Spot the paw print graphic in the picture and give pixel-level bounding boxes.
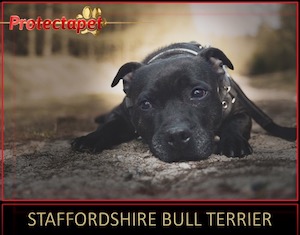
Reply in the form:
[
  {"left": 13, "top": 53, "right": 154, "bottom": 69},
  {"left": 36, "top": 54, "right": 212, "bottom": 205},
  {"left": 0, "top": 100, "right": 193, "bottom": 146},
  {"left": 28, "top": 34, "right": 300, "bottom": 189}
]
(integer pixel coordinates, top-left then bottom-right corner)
[{"left": 76, "top": 6, "right": 105, "bottom": 35}]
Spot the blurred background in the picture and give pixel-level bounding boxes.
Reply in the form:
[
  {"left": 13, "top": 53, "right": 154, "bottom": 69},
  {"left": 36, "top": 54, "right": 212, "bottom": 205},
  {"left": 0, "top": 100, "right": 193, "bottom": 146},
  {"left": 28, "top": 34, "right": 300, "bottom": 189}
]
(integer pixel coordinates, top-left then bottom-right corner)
[{"left": 2, "top": 3, "right": 297, "bottom": 143}]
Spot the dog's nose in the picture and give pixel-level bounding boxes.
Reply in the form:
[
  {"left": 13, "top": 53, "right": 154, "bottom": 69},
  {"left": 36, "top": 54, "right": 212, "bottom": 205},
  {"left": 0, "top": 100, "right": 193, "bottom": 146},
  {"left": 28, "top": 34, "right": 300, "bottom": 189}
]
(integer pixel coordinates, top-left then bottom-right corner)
[{"left": 166, "top": 127, "right": 191, "bottom": 148}]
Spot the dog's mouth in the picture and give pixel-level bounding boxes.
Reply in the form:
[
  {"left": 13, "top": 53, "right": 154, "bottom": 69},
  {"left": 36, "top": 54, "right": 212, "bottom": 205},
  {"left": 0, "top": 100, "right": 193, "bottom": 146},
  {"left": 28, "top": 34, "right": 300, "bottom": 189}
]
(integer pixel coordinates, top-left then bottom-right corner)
[{"left": 150, "top": 130, "right": 214, "bottom": 163}]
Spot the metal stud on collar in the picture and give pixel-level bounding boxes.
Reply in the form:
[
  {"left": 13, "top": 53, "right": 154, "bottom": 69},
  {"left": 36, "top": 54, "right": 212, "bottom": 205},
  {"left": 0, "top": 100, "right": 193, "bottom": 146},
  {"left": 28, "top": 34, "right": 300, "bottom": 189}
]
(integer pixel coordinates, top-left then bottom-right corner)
[
  {"left": 225, "top": 86, "right": 231, "bottom": 93},
  {"left": 222, "top": 101, "right": 228, "bottom": 109},
  {"left": 214, "top": 135, "right": 221, "bottom": 142}
]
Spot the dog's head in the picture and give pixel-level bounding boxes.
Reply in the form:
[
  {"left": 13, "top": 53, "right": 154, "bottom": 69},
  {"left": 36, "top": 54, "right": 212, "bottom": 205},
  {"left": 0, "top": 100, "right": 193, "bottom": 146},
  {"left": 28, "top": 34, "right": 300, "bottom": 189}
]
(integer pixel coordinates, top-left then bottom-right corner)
[{"left": 112, "top": 47, "right": 234, "bottom": 162}]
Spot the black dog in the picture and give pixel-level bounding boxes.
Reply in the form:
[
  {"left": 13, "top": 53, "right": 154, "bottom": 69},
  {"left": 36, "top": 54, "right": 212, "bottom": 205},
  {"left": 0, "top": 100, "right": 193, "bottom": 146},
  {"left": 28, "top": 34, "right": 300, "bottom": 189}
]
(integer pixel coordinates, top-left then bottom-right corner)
[{"left": 72, "top": 42, "right": 296, "bottom": 162}]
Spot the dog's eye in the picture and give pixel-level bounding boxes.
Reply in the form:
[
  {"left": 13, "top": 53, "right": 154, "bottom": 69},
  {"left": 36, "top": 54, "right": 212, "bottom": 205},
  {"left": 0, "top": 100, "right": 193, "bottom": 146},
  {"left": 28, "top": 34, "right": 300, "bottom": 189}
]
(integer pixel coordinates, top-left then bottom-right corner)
[
  {"left": 140, "top": 100, "right": 152, "bottom": 110},
  {"left": 191, "top": 88, "right": 208, "bottom": 100}
]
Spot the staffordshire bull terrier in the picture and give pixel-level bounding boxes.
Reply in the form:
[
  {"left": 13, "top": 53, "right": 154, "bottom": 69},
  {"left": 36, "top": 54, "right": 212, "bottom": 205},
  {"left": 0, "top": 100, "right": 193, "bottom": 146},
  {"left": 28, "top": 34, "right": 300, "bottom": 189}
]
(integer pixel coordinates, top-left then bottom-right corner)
[{"left": 72, "top": 42, "right": 296, "bottom": 162}]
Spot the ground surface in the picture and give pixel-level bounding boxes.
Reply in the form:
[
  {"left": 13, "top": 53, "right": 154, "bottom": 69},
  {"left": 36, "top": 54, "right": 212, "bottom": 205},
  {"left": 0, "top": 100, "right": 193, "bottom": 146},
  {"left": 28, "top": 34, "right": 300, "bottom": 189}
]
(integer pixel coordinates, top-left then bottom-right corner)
[
  {"left": 2, "top": 56, "right": 297, "bottom": 200},
  {"left": 3, "top": 93, "right": 297, "bottom": 200}
]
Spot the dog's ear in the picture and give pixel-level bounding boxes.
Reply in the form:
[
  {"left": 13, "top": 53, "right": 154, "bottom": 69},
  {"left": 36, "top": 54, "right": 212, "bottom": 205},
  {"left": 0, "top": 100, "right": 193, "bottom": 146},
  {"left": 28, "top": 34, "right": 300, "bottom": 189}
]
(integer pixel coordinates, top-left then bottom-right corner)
[
  {"left": 200, "top": 47, "right": 234, "bottom": 73},
  {"left": 111, "top": 62, "right": 142, "bottom": 94}
]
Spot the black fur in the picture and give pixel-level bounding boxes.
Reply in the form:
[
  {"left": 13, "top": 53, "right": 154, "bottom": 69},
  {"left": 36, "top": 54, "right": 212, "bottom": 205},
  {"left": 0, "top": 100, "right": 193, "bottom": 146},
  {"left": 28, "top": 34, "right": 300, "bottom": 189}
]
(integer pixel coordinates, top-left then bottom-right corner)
[{"left": 72, "top": 42, "right": 296, "bottom": 162}]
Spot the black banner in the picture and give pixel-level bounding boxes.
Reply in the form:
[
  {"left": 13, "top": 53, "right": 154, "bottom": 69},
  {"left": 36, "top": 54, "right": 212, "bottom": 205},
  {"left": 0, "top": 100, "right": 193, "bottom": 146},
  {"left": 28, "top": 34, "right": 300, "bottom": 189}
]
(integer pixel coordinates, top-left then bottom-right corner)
[{"left": 2, "top": 203, "right": 298, "bottom": 235}]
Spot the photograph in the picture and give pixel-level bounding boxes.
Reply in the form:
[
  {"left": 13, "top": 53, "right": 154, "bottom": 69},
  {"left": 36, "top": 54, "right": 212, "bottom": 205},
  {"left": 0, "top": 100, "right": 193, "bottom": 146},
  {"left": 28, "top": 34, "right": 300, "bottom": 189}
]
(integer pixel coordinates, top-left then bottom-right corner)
[{"left": 2, "top": 2, "right": 297, "bottom": 200}]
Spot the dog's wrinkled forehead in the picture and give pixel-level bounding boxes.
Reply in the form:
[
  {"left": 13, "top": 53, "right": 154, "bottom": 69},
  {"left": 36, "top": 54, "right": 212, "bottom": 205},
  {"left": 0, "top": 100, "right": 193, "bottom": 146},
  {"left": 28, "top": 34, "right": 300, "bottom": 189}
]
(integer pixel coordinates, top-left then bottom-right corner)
[{"left": 129, "top": 56, "right": 218, "bottom": 97}]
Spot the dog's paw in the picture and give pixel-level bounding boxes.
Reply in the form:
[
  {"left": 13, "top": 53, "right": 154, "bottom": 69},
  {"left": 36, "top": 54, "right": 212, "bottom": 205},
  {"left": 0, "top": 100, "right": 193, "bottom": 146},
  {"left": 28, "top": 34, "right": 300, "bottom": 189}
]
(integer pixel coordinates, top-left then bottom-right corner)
[
  {"left": 71, "top": 132, "right": 104, "bottom": 153},
  {"left": 214, "top": 133, "right": 253, "bottom": 158}
]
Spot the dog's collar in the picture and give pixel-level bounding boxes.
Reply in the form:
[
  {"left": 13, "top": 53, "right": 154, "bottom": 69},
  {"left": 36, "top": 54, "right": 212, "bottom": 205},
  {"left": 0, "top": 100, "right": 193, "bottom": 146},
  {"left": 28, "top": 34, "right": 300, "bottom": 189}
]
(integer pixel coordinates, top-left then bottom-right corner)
[
  {"left": 147, "top": 48, "right": 200, "bottom": 64},
  {"left": 220, "top": 66, "right": 237, "bottom": 118}
]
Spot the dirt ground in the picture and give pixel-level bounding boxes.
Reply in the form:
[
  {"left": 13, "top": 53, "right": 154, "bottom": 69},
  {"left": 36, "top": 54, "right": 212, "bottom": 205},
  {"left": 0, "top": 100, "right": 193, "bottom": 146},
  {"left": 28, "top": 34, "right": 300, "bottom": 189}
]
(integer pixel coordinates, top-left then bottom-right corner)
[{"left": 3, "top": 85, "right": 297, "bottom": 200}]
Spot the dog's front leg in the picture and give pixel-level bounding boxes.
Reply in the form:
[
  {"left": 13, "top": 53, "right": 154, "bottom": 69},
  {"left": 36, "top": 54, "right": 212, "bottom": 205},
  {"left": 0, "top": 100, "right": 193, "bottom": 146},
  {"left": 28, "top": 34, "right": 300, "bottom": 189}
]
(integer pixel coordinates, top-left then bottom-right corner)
[
  {"left": 215, "top": 112, "right": 253, "bottom": 157},
  {"left": 72, "top": 104, "right": 136, "bottom": 153}
]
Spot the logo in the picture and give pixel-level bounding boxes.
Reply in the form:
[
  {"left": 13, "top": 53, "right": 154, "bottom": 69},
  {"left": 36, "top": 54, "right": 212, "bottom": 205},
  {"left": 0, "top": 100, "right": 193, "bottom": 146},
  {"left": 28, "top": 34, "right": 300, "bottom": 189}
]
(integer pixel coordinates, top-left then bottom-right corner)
[
  {"left": 1, "top": 6, "right": 144, "bottom": 36},
  {"left": 76, "top": 6, "right": 104, "bottom": 35}
]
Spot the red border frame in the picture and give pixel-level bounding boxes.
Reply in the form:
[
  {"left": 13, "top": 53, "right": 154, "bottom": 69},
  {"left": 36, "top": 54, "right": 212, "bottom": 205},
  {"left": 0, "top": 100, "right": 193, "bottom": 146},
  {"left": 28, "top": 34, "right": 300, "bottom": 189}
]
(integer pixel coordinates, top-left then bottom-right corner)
[
  {"left": 1, "top": 2, "right": 299, "bottom": 235},
  {"left": 0, "top": 0, "right": 298, "bottom": 201},
  {"left": 1, "top": 0, "right": 4, "bottom": 202}
]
